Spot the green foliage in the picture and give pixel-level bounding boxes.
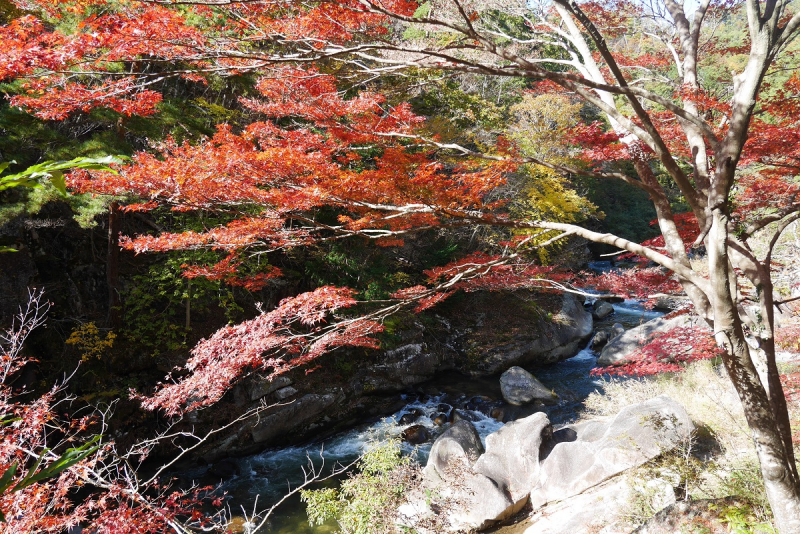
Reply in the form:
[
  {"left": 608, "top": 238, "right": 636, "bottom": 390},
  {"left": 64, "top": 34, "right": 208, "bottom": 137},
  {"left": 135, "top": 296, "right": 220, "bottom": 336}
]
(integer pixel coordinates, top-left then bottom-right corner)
[
  {"left": 302, "top": 440, "right": 416, "bottom": 534},
  {"left": 714, "top": 460, "right": 775, "bottom": 530},
  {"left": 411, "top": 81, "right": 506, "bottom": 132},
  {"left": 712, "top": 501, "right": 777, "bottom": 534},
  {"left": 402, "top": 1, "right": 431, "bottom": 39},
  {"left": 0, "top": 156, "right": 124, "bottom": 245},
  {"left": 299, "top": 242, "right": 414, "bottom": 301},
  {"left": 0, "top": 179, "right": 114, "bottom": 230},
  {"left": 0, "top": 156, "right": 124, "bottom": 195},
  {"left": 0, "top": 0, "right": 23, "bottom": 24},
  {"left": 577, "top": 173, "right": 659, "bottom": 245},
  {"left": 505, "top": 93, "right": 599, "bottom": 261},
  {"left": 121, "top": 251, "right": 245, "bottom": 357}
]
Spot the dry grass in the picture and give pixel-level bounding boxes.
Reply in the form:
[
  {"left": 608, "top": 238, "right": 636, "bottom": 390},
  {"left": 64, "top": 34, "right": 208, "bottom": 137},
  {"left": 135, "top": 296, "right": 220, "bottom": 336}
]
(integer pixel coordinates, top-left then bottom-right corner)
[
  {"left": 582, "top": 361, "right": 754, "bottom": 459},
  {"left": 580, "top": 358, "right": 800, "bottom": 530}
]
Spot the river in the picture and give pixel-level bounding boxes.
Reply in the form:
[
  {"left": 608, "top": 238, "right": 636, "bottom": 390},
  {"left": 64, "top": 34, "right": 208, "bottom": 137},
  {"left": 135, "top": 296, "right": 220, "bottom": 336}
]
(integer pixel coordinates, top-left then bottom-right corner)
[{"left": 207, "top": 299, "right": 662, "bottom": 533}]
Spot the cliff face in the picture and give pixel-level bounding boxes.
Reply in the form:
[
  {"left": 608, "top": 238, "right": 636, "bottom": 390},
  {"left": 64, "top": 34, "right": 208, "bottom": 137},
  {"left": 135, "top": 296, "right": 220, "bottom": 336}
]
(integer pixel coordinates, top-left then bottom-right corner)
[{"left": 0, "top": 202, "right": 109, "bottom": 326}]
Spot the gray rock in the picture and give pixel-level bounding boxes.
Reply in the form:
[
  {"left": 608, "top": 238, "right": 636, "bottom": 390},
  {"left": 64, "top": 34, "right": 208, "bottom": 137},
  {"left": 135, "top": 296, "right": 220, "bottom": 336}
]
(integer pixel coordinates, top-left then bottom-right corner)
[
  {"left": 411, "top": 414, "right": 554, "bottom": 532},
  {"left": 610, "top": 322, "right": 626, "bottom": 342},
  {"left": 530, "top": 395, "right": 694, "bottom": 508},
  {"left": 399, "top": 408, "right": 423, "bottom": 425},
  {"left": 592, "top": 300, "right": 615, "bottom": 320},
  {"left": 246, "top": 375, "right": 292, "bottom": 402},
  {"left": 522, "top": 476, "right": 632, "bottom": 534},
  {"left": 653, "top": 296, "right": 682, "bottom": 313},
  {"left": 367, "top": 343, "right": 447, "bottom": 392},
  {"left": 474, "top": 412, "right": 551, "bottom": 506},
  {"left": 398, "top": 470, "right": 517, "bottom": 533},
  {"left": 499, "top": 366, "right": 558, "bottom": 406},
  {"left": 402, "top": 424, "right": 430, "bottom": 445},
  {"left": 415, "top": 418, "right": 519, "bottom": 532},
  {"left": 448, "top": 473, "right": 515, "bottom": 531},
  {"left": 423, "top": 420, "right": 484, "bottom": 482},
  {"left": 250, "top": 393, "right": 337, "bottom": 444},
  {"left": 590, "top": 330, "right": 610, "bottom": 350},
  {"left": 273, "top": 386, "right": 298, "bottom": 400},
  {"left": 457, "top": 293, "right": 593, "bottom": 375},
  {"left": 598, "top": 314, "right": 704, "bottom": 366}
]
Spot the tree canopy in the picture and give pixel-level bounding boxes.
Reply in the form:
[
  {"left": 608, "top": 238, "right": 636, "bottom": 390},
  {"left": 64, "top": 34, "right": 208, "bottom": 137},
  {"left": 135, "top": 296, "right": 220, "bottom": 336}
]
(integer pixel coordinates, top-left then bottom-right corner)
[{"left": 4, "top": 0, "right": 800, "bottom": 531}]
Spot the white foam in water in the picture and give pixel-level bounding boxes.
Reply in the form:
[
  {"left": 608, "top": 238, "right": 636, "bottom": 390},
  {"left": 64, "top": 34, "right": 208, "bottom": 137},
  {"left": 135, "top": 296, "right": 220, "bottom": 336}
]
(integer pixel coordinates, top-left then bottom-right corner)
[
  {"left": 224, "top": 394, "right": 506, "bottom": 502},
  {"left": 612, "top": 300, "right": 662, "bottom": 320}
]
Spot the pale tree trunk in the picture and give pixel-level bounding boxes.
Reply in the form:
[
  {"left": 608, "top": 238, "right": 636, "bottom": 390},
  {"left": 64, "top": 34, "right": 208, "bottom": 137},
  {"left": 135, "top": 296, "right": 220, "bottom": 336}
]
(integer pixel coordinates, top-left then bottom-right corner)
[{"left": 707, "top": 209, "right": 800, "bottom": 532}]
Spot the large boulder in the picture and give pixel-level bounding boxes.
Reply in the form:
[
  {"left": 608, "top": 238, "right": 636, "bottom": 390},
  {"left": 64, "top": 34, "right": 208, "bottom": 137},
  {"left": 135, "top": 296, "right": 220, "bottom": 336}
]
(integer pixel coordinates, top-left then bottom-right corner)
[
  {"left": 453, "top": 292, "right": 593, "bottom": 375},
  {"left": 523, "top": 476, "right": 632, "bottom": 534},
  {"left": 590, "top": 330, "right": 610, "bottom": 350},
  {"left": 242, "top": 375, "right": 293, "bottom": 402},
  {"left": 402, "top": 425, "right": 430, "bottom": 445},
  {"left": 414, "top": 420, "right": 513, "bottom": 532},
  {"left": 365, "top": 343, "right": 453, "bottom": 393},
  {"left": 609, "top": 322, "right": 626, "bottom": 342},
  {"left": 597, "top": 314, "right": 704, "bottom": 366},
  {"left": 423, "top": 420, "right": 484, "bottom": 482},
  {"left": 412, "top": 414, "right": 554, "bottom": 532},
  {"left": 530, "top": 395, "right": 694, "bottom": 508},
  {"left": 447, "top": 474, "right": 515, "bottom": 531},
  {"left": 250, "top": 393, "right": 339, "bottom": 444},
  {"left": 474, "top": 412, "right": 551, "bottom": 507},
  {"left": 522, "top": 473, "right": 673, "bottom": 534},
  {"left": 499, "top": 366, "right": 558, "bottom": 406}
]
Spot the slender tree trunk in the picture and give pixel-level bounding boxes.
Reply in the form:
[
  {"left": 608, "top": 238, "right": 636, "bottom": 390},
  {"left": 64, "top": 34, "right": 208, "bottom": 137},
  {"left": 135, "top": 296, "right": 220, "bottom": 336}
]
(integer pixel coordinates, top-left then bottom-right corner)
[
  {"left": 707, "top": 208, "right": 800, "bottom": 532},
  {"left": 107, "top": 201, "right": 121, "bottom": 329},
  {"left": 185, "top": 279, "right": 191, "bottom": 330},
  {"left": 634, "top": 158, "right": 713, "bottom": 320}
]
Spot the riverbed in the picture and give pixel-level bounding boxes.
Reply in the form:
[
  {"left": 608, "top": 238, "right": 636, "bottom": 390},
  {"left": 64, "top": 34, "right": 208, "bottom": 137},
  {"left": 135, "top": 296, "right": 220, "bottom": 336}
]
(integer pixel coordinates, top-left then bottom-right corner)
[{"left": 213, "top": 299, "right": 662, "bottom": 533}]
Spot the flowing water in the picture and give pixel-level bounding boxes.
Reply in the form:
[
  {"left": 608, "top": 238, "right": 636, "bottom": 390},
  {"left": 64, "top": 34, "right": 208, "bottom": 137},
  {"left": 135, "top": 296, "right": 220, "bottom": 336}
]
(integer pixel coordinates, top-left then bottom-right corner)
[{"left": 208, "top": 299, "right": 661, "bottom": 533}]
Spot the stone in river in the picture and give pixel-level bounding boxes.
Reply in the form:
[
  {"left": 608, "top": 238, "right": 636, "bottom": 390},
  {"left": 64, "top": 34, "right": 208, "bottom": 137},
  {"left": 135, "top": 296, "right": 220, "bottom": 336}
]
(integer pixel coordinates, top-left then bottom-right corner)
[
  {"left": 399, "top": 408, "right": 423, "bottom": 425},
  {"left": 592, "top": 300, "right": 615, "bottom": 320},
  {"left": 433, "top": 413, "right": 448, "bottom": 426},
  {"left": 499, "top": 366, "right": 558, "bottom": 406},
  {"left": 402, "top": 424, "right": 430, "bottom": 445}
]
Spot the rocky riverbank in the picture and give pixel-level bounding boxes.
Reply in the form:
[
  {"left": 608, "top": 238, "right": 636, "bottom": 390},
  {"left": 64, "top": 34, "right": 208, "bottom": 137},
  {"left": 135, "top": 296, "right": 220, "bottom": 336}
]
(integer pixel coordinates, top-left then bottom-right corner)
[
  {"left": 400, "top": 395, "right": 695, "bottom": 532},
  {"left": 188, "top": 290, "right": 594, "bottom": 461}
]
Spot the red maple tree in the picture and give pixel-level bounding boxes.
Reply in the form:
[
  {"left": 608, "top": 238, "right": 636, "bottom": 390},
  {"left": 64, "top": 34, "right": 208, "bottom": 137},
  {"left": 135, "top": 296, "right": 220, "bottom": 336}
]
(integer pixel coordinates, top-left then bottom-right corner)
[{"left": 5, "top": 0, "right": 800, "bottom": 530}]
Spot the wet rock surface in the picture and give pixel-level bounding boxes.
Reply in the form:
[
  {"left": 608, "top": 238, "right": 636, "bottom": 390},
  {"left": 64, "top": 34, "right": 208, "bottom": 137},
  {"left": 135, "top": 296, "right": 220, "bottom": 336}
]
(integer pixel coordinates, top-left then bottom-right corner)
[
  {"left": 474, "top": 412, "right": 551, "bottom": 506},
  {"left": 592, "top": 300, "right": 615, "bottom": 320},
  {"left": 250, "top": 393, "right": 340, "bottom": 444},
  {"left": 423, "top": 419, "right": 485, "bottom": 483},
  {"left": 401, "top": 424, "right": 430, "bottom": 445}
]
